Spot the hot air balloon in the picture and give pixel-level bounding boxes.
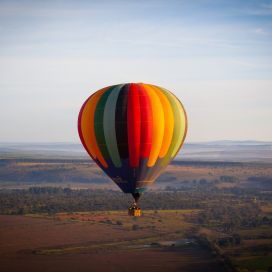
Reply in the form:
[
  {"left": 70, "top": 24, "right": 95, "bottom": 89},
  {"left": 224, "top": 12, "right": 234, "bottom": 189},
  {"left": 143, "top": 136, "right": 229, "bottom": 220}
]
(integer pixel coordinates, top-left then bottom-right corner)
[{"left": 78, "top": 83, "right": 187, "bottom": 216}]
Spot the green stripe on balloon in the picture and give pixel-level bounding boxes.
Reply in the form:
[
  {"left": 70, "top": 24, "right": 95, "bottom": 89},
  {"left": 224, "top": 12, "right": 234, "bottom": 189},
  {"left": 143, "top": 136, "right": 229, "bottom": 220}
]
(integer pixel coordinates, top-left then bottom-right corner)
[
  {"left": 103, "top": 84, "right": 124, "bottom": 167},
  {"left": 94, "top": 87, "right": 114, "bottom": 161}
]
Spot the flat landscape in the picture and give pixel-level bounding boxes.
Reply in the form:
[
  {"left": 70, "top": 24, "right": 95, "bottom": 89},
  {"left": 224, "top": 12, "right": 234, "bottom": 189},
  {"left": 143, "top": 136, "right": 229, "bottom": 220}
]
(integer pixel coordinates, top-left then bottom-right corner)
[
  {"left": 0, "top": 142, "right": 272, "bottom": 272},
  {"left": 0, "top": 212, "right": 227, "bottom": 272}
]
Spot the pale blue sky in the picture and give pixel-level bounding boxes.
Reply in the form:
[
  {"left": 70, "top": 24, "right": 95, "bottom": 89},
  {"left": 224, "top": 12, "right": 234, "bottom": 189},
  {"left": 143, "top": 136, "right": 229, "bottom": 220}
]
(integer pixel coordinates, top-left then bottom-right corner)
[{"left": 0, "top": 0, "right": 272, "bottom": 142}]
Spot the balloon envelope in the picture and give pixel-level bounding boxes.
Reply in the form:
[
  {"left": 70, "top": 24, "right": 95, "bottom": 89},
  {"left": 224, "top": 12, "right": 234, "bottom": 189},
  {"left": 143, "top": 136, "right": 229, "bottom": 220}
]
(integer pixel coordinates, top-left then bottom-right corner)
[{"left": 78, "top": 83, "right": 187, "bottom": 196}]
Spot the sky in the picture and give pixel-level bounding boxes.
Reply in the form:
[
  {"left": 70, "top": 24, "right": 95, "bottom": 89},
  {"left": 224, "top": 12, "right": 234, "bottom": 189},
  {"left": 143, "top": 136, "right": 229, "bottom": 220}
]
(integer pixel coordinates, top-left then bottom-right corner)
[{"left": 0, "top": 0, "right": 272, "bottom": 142}]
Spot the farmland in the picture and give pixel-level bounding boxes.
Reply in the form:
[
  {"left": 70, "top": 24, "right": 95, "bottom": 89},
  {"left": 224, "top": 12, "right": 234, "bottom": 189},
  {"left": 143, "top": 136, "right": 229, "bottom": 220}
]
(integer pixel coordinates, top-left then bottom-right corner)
[{"left": 0, "top": 211, "right": 227, "bottom": 272}]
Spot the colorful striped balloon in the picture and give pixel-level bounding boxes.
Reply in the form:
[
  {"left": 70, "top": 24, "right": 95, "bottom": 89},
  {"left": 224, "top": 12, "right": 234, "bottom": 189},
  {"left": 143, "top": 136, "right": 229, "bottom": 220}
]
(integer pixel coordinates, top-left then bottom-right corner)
[{"left": 78, "top": 83, "right": 187, "bottom": 201}]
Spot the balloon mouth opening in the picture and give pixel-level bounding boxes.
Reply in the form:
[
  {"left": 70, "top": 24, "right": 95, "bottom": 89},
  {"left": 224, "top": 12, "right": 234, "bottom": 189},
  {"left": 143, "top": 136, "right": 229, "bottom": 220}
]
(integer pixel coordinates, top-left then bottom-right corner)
[{"left": 132, "top": 192, "right": 141, "bottom": 204}]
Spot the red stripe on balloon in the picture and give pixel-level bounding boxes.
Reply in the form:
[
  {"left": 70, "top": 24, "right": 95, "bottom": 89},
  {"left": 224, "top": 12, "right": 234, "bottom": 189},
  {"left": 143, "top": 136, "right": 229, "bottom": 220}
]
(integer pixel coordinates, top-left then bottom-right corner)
[
  {"left": 138, "top": 85, "right": 152, "bottom": 158},
  {"left": 127, "top": 84, "right": 141, "bottom": 167}
]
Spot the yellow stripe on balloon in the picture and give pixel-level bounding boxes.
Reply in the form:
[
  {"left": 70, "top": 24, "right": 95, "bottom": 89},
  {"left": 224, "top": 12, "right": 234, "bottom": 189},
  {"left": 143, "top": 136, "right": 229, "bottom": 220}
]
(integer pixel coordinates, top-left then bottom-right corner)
[
  {"left": 81, "top": 88, "right": 108, "bottom": 168},
  {"left": 150, "top": 85, "right": 174, "bottom": 158},
  {"left": 171, "top": 94, "right": 187, "bottom": 158},
  {"left": 167, "top": 91, "right": 187, "bottom": 158},
  {"left": 142, "top": 84, "right": 165, "bottom": 167}
]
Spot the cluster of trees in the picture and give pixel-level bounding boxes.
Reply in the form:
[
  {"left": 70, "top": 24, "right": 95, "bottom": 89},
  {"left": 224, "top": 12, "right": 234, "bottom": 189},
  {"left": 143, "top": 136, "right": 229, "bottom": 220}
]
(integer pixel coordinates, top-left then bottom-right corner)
[
  {"left": 216, "top": 234, "right": 241, "bottom": 247},
  {"left": 247, "top": 176, "right": 272, "bottom": 189},
  {"left": 163, "top": 178, "right": 219, "bottom": 191},
  {"left": 192, "top": 201, "right": 272, "bottom": 233},
  {"left": 219, "top": 175, "right": 237, "bottom": 183},
  {"left": 0, "top": 187, "right": 205, "bottom": 214},
  {"left": 248, "top": 176, "right": 272, "bottom": 183},
  {"left": 0, "top": 160, "right": 108, "bottom": 184}
]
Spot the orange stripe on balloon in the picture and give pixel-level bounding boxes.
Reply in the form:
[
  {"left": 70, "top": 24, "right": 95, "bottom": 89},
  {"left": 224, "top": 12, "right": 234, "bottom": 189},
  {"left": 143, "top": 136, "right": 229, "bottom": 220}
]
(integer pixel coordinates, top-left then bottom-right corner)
[
  {"left": 78, "top": 98, "right": 94, "bottom": 160},
  {"left": 80, "top": 87, "right": 109, "bottom": 168},
  {"left": 160, "top": 87, "right": 187, "bottom": 158},
  {"left": 150, "top": 85, "right": 174, "bottom": 158},
  {"left": 142, "top": 84, "right": 165, "bottom": 167}
]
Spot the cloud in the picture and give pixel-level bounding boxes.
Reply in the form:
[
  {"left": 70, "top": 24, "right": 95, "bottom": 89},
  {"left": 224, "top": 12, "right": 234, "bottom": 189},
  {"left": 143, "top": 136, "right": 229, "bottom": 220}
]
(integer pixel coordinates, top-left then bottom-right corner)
[{"left": 253, "top": 27, "right": 271, "bottom": 36}]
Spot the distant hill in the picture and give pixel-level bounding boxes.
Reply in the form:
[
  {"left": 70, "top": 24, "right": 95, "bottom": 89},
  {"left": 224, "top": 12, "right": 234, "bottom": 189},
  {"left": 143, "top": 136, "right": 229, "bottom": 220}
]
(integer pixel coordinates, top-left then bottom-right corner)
[
  {"left": 0, "top": 141, "right": 271, "bottom": 162},
  {"left": 179, "top": 141, "right": 272, "bottom": 162},
  {"left": 188, "top": 140, "right": 272, "bottom": 146}
]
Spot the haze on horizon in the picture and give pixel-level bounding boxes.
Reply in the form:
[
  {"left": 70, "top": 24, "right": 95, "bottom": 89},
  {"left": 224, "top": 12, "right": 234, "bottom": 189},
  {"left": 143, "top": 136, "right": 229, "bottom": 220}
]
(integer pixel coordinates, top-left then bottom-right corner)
[{"left": 0, "top": 0, "right": 272, "bottom": 143}]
